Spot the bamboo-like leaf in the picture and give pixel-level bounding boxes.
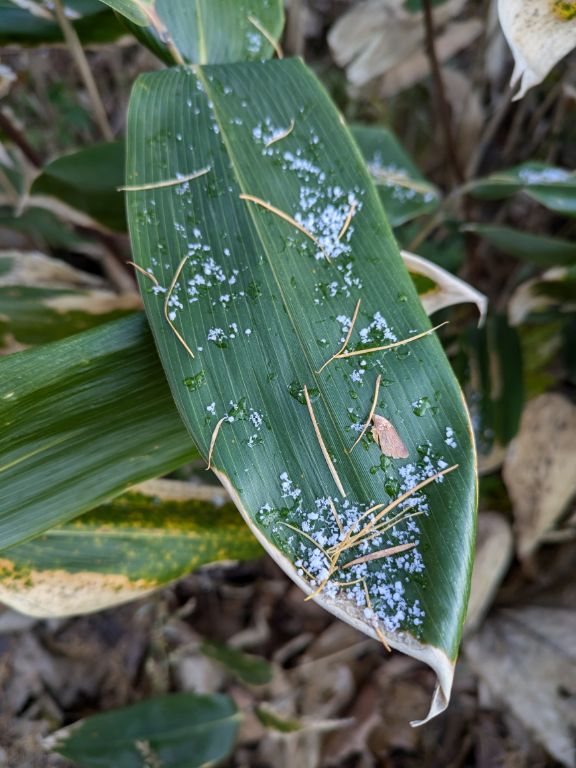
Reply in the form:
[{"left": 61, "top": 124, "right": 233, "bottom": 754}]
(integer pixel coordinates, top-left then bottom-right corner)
[
  {"left": 0, "top": 313, "right": 198, "bottom": 550},
  {"left": 126, "top": 60, "right": 477, "bottom": 723},
  {"left": 50, "top": 692, "right": 240, "bottom": 768},
  {"left": 467, "top": 163, "right": 576, "bottom": 217},
  {"left": 463, "top": 223, "right": 576, "bottom": 267},
  {"left": 352, "top": 125, "right": 441, "bottom": 227},
  {"left": 100, "top": 0, "right": 284, "bottom": 65},
  {"left": 0, "top": 480, "right": 261, "bottom": 617}
]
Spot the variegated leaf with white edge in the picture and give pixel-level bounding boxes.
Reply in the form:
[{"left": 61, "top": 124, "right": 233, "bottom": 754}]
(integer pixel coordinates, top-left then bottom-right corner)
[
  {"left": 498, "top": 0, "right": 576, "bottom": 100},
  {"left": 402, "top": 250, "right": 487, "bottom": 324}
]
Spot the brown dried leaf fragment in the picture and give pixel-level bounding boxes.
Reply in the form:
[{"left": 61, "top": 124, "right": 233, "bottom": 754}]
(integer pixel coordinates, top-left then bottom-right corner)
[{"left": 371, "top": 414, "right": 409, "bottom": 459}]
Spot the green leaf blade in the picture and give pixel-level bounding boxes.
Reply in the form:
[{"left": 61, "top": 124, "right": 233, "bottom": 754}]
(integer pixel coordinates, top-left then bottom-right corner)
[
  {"left": 53, "top": 692, "right": 240, "bottom": 768},
  {"left": 127, "top": 60, "right": 477, "bottom": 722},
  {"left": 0, "top": 482, "right": 261, "bottom": 617},
  {"left": 0, "top": 314, "right": 198, "bottom": 550}
]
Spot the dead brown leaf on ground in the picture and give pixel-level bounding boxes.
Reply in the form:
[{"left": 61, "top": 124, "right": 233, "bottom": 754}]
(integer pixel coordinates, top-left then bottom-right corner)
[{"left": 503, "top": 393, "right": 576, "bottom": 559}]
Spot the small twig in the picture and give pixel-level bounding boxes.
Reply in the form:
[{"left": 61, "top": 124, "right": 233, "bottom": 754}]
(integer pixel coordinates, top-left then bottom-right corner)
[
  {"left": 334, "top": 322, "right": 448, "bottom": 362},
  {"left": 303, "top": 384, "right": 346, "bottom": 498},
  {"left": 421, "top": 0, "right": 463, "bottom": 184},
  {"left": 0, "top": 110, "right": 42, "bottom": 167},
  {"left": 127, "top": 261, "right": 159, "bottom": 286},
  {"left": 164, "top": 257, "right": 195, "bottom": 359},
  {"left": 350, "top": 507, "right": 424, "bottom": 551},
  {"left": 337, "top": 199, "right": 357, "bottom": 240},
  {"left": 52, "top": 0, "right": 113, "bottom": 141},
  {"left": 281, "top": 522, "right": 331, "bottom": 559},
  {"left": 317, "top": 298, "right": 361, "bottom": 374},
  {"left": 344, "top": 542, "right": 417, "bottom": 569},
  {"left": 119, "top": 167, "right": 210, "bottom": 192},
  {"left": 247, "top": 14, "right": 284, "bottom": 58},
  {"left": 240, "top": 193, "right": 332, "bottom": 262},
  {"left": 265, "top": 119, "right": 295, "bottom": 148},
  {"left": 328, "top": 498, "right": 345, "bottom": 535},
  {"left": 349, "top": 374, "right": 381, "bottom": 452},
  {"left": 342, "top": 464, "right": 458, "bottom": 550},
  {"left": 206, "top": 416, "right": 227, "bottom": 471}
]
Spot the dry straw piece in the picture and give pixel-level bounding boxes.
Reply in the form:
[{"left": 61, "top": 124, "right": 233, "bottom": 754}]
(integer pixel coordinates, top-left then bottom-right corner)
[
  {"left": 239, "top": 194, "right": 333, "bottom": 262},
  {"left": 119, "top": 167, "right": 210, "bottom": 192},
  {"left": 303, "top": 384, "right": 347, "bottom": 498},
  {"left": 164, "top": 257, "right": 195, "bottom": 359}
]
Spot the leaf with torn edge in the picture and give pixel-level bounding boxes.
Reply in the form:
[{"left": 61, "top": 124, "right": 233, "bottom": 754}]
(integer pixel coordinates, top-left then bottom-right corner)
[
  {"left": 402, "top": 250, "right": 487, "bottom": 324},
  {"left": 126, "top": 59, "right": 477, "bottom": 725},
  {"left": 0, "top": 480, "right": 261, "bottom": 618},
  {"left": 497, "top": 0, "right": 576, "bottom": 101},
  {"left": 371, "top": 414, "right": 409, "bottom": 459}
]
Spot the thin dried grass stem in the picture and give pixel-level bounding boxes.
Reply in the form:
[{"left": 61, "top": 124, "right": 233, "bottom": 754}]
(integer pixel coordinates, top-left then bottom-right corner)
[
  {"left": 317, "top": 298, "right": 361, "bottom": 374},
  {"left": 120, "top": 167, "right": 210, "bottom": 192},
  {"left": 164, "top": 257, "right": 195, "bottom": 359},
  {"left": 265, "top": 119, "right": 295, "bottom": 147},
  {"left": 281, "top": 522, "right": 330, "bottom": 559},
  {"left": 239, "top": 193, "right": 332, "bottom": 262},
  {"left": 127, "top": 261, "right": 159, "bottom": 286},
  {"left": 345, "top": 464, "right": 458, "bottom": 547},
  {"left": 328, "top": 498, "right": 344, "bottom": 534},
  {"left": 349, "top": 374, "right": 381, "bottom": 452},
  {"left": 335, "top": 322, "right": 448, "bottom": 361},
  {"left": 343, "top": 541, "right": 417, "bottom": 569},
  {"left": 337, "top": 199, "right": 357, "bottom": 240},
  {"left": 206, "top": 416, "right": 227, "bottom": 471},
  {"left": 247, "top": 14, "right": 284, "bottom": 58},
  {"left": 303, "top": 385, "right": 347, "bottom": 498}
]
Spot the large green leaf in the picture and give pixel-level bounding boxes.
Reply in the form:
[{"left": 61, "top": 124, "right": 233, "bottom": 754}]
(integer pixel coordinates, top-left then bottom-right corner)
[
  {"left": 101, "top": 0, "right": 284, "bottom": 65},
  {"left": 352, "top": 125, "right": 441, "bottom": 227},
  {"left": 51, "top": 692, "right": 240, "bottom": 768},
  {"left": 0, "top": 0, "right": 126, "bottom": 46},
  {"left": 126, "top": 60, "right": 477, "bottom": 723},
  {"left": 0, "top": 480, "right": 261, "bottom": 617},
  {"left": 0, "top": 313, "right": 197, "bottom": 550},
  {"left": 467, "top": 162, "right": 576, "bottom": 217}
]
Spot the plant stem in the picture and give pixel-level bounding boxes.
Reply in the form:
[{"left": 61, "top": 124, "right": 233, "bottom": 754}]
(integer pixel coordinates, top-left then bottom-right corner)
[
  {"left": 52, "top": 0, "right": 113, "bottom": 141},
  {"left": 0, "top": 111, "right": 42, "bottom": 167},
  {"left": 421, "top": 0, "right": 464, "bottom": 184}
]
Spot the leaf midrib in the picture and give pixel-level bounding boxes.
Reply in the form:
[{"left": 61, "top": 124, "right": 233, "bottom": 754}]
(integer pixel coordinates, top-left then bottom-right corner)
[{"left": 196, "top": 64, "right": 367, "bottom": 497}]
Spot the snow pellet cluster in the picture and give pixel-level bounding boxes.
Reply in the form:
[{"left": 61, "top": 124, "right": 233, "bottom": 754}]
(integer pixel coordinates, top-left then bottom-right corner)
[
  {"left": 258, "top": 453, "right": 450, "bottom": 635},
  {"left": 367, "top": 154, "right": 436, "bottom": 204}
]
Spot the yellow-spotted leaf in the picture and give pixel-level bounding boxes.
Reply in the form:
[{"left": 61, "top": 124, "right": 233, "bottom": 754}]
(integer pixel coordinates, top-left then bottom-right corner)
[{"left": 0, "top": 480, "right": 261, "bottom": 617}]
